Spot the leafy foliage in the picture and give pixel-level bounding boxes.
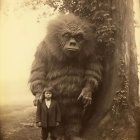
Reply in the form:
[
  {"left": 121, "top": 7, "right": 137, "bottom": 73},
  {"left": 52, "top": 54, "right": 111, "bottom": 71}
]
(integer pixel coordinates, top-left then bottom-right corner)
[
  {"left": 56, "top": 0, "right": 117, "bottom": 48},
  {"left": 112, "top": 59, "right": 129, "bottom": 117},
  {"left": 23, "top": 0, "right": 117, "bottom": 48}
]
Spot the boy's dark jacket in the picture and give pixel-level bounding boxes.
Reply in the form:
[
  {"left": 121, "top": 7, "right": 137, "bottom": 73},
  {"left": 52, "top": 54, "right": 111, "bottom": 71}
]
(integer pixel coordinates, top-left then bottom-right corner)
[{"left": 36, "top": 100, "right": 61, "bottom": 127}]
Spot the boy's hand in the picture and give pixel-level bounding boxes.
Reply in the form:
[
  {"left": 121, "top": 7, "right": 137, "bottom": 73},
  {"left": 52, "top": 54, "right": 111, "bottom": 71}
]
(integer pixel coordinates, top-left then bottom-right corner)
[
  {"left": 56, "top": 122, "right": 60, "bottom": 126},
  {"left": 36, "top": 122, "right": 42, "bottom": 127}
]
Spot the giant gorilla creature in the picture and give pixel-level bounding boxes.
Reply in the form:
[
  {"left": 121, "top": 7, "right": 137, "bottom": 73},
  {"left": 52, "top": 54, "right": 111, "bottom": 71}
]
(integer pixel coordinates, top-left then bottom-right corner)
[{"left": 29, "top": 14, "right": 103, "bottom": 140}]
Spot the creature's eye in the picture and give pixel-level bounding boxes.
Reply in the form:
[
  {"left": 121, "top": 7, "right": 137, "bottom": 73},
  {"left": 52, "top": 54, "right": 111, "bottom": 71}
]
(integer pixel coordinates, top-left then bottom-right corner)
[
  {"left": 63, "top": 32, "right": 71, "bottom": 39},
  {"left": 75, "top": 33, "right": 84, "bottom": 41}
]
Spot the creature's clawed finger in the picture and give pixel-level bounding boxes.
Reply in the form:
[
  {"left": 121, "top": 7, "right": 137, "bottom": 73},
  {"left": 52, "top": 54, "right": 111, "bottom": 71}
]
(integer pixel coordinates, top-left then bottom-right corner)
[
  {"left": 77, "top": 94, "right": 83, "bottom": 101},
  {"left": 83, "top": 97, "right": 92, "bottom": 107}
]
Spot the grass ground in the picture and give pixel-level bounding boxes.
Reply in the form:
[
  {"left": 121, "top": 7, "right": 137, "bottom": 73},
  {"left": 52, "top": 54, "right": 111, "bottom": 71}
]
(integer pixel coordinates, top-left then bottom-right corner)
[{"left": 0, "top": 104, "right": 41, "bottom": 140}]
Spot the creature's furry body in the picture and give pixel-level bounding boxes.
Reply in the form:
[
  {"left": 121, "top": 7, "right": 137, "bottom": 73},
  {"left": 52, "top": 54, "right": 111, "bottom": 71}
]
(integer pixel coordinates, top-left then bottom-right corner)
[{"left": 29, "top": 14, "right": 103, "bottom": 136}]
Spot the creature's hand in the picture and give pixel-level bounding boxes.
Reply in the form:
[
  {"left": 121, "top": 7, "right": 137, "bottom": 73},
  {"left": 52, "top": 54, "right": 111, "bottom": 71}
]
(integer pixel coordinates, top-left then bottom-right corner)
[
  {"left": 33, "top": 93, "right": 42, "bottom": 106},
  {"left": 78, "top": 88, "right": 92, "bottom": 107}
]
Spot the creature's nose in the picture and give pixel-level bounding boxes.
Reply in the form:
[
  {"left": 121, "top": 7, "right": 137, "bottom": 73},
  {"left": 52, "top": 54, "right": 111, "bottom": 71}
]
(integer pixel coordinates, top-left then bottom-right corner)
[
  {"left": 70, "top": 42, "right": 76, "bottom": 46},
  {"left": 69, "top": 38, "right": 76, "bottom": 46}
]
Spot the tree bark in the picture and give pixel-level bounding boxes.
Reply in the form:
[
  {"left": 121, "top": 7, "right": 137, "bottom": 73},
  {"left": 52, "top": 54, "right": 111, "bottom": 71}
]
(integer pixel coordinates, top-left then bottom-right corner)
[{"left": 82, "top": 0, "right": 139, "bottom": 140}]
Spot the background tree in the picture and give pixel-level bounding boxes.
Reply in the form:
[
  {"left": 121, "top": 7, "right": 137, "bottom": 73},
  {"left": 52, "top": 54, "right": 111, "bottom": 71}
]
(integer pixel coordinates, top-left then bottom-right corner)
[{"left": 25, "top": 0, "right": 140, "bottom": 139}]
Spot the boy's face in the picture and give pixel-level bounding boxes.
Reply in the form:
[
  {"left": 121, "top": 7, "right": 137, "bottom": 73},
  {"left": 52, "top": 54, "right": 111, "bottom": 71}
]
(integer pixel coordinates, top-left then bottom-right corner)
[{"left": 44, "top": 91, "right": 52, "bottom": 100}]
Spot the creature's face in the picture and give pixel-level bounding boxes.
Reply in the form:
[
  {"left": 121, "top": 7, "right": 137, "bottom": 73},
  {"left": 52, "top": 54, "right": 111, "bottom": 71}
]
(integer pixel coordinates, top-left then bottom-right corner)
[
  {"left": 61, "top": 30, "right": 85, "bottom": 57},
  {"left": 46, "top": 14, "right": 95, "bottom": 59}
]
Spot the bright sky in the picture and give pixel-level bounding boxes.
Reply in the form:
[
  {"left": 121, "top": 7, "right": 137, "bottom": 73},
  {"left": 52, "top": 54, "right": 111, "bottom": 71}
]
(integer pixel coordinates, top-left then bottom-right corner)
[
  {"left": 0, "top": 0, "right": 55, "bottom": 105},
  {"left": 0, "top": 0, "right": 140, "bottom": 105}
]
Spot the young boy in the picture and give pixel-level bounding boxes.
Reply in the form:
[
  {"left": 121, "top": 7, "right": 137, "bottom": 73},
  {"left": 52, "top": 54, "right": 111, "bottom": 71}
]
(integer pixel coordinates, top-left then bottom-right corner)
[{"left": 36, "top": 87, "right": 61, "bottom": 140}]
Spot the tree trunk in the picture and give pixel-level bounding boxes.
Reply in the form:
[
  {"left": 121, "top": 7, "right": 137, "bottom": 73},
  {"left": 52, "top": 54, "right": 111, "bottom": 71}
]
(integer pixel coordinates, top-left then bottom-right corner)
[{"left": 82, "top": 0, "right": 139, "bottom": 140}]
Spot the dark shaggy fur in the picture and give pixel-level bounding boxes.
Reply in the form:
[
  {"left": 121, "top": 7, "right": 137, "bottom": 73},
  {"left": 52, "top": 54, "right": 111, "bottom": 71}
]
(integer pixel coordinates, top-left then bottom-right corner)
[{"left": 29, "top": 14, "right": 103, "bottom": 138}]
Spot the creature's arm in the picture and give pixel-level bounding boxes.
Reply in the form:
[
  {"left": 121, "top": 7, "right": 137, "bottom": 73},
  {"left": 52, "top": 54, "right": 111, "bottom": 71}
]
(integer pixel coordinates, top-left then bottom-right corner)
[
  {"left": 29, "top": 41, "right": 48, "bottom": 105},
  {"left": 36, "top": 102, "right": 42, "bottom": 127},
  {"left": 36, "top": 101, "right": 41, "bottom": 123},
  {"left": 78, "top": 54, "right": 103, "bottom": 107}
]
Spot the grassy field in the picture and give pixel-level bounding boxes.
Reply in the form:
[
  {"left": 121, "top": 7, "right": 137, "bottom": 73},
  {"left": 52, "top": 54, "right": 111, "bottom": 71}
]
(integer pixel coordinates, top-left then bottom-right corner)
[{"left": 0, "top": 104, "right": 41, "bottom": 140}]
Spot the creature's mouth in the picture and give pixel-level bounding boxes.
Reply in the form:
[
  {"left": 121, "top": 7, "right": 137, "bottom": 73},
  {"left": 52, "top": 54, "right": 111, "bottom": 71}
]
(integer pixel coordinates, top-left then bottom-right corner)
[
  {"left": 64, "top": 48, "right": 80, "bottom": 57},
  {"left": 65, "top": 47, "right": 80, "bottom": 52},
  {"left": 66, "top": 48, "right": 79, "bottom": 52}
]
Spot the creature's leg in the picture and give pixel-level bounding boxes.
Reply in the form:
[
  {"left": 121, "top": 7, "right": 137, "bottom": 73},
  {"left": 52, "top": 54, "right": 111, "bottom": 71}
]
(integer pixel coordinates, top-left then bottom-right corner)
[
  {"left": 64, "top": 108, "right": 83, "bottom": 140},
  {"left": 60, "top": 96, "right": 83, "bottom": 140}
]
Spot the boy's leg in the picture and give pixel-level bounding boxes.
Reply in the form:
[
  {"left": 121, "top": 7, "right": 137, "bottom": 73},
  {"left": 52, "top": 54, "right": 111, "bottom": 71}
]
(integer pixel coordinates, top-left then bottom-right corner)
[{"left": 41, "top": 127, "right": 48, "bottom": 140}]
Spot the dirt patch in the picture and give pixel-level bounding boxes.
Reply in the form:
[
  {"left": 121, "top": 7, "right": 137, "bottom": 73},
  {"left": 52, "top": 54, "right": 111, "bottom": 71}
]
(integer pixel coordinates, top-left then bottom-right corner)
[{"left": 0, "top": 105, "right": 42, "bottom": 140}]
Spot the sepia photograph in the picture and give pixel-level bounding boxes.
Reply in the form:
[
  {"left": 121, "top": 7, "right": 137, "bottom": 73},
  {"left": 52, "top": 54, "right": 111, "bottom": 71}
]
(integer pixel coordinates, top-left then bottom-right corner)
[{"left": 0, "top": 0, "right": 140, "bottom": 140}]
